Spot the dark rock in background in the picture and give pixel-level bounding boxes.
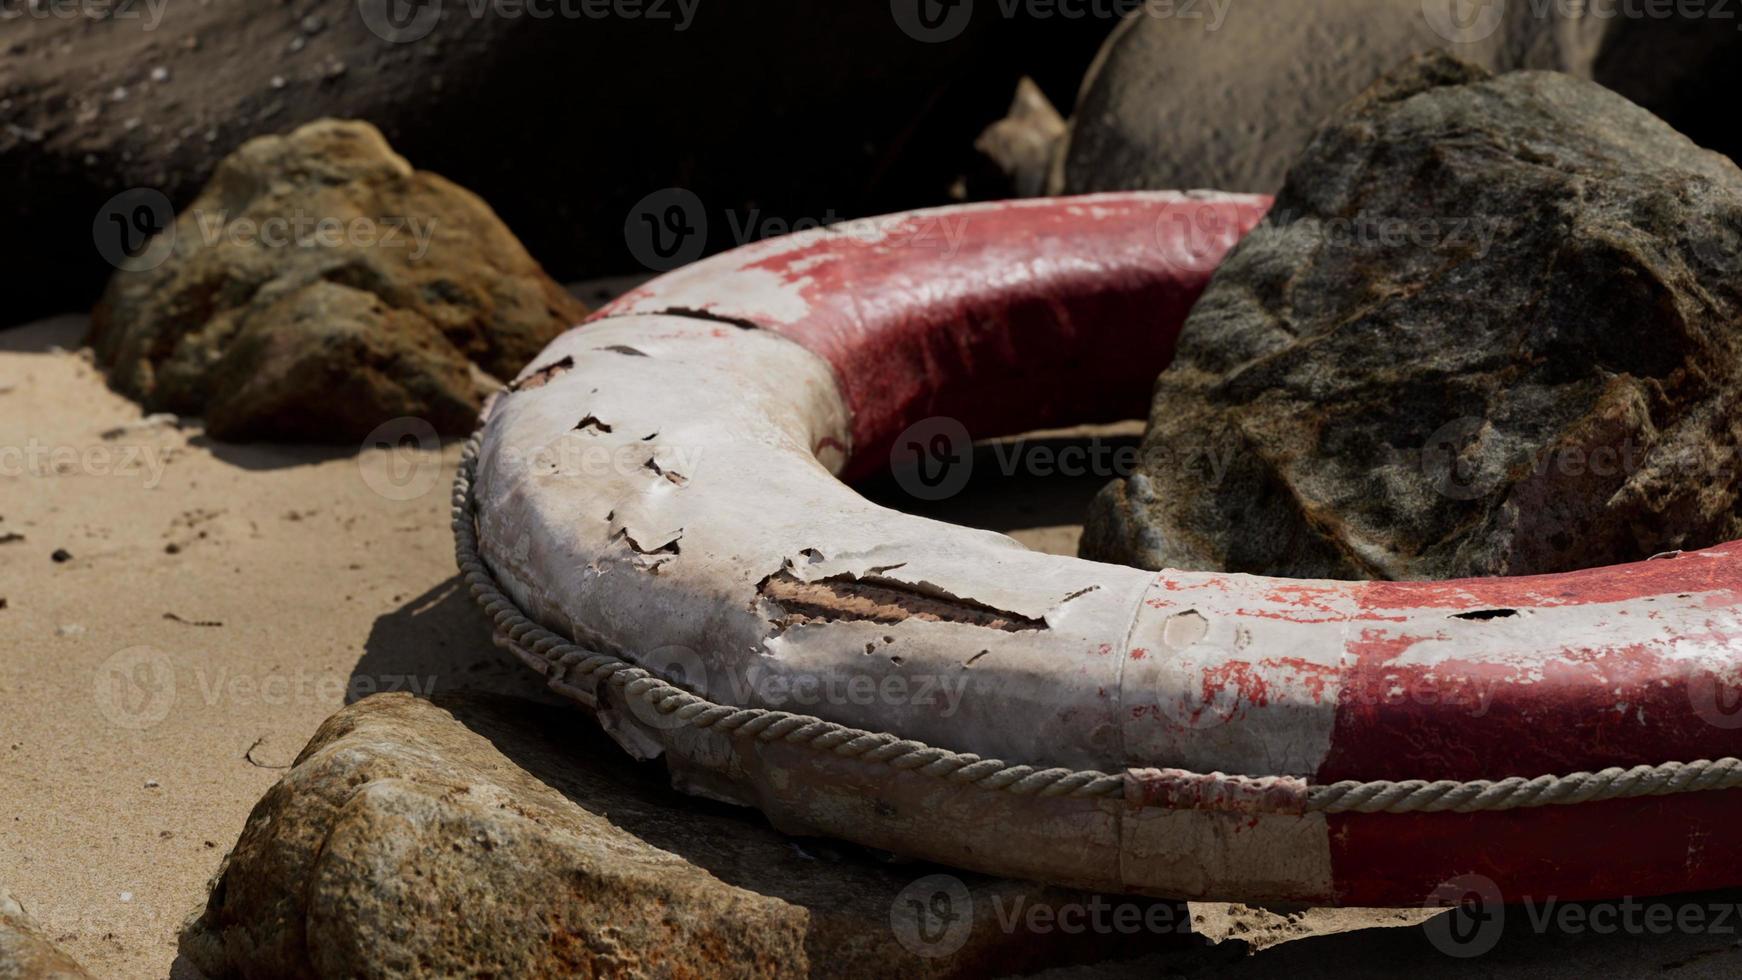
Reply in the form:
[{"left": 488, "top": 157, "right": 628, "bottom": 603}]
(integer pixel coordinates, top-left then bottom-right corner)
[
  {"left": 1082, "top": 53, "right": 1742, "bottom": 580},
  {"left": 1058, "top": 0, "right": 1741, "bottom": 196},
  {"left": 0, "top": 0, "right": 1111, "bottom": 324},
  {"left": 974, "top": 77, "right": 1067, "bottom": 199},
  {"left": 89, "top": 119, "right": 582, "bottom": 441},
  {"left": 182, "top": 692, "right": 1214, "bottom": 979}
]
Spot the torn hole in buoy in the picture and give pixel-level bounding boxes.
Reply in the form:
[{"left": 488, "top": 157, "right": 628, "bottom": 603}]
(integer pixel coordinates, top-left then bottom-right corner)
[
  {"left": 644, "top": 457, "right": 688, "bottom": 486},
  {"left": 758, "top": 571, "right": 1045, "bottom": 632},
  {"left": 1451, "top": 608, "right": 1518, "bottom": 621},
  {"left": 511, "top": 356, "right": 574, "bottom": 391}
]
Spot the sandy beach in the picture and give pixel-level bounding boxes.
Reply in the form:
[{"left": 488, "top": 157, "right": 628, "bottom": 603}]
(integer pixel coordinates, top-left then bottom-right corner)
[
  {"left": 5, "top": 313, "right": 1741, "bottom": 978},
  {"left": 0, "top": 314, "right": 550, "bottom": 977}
]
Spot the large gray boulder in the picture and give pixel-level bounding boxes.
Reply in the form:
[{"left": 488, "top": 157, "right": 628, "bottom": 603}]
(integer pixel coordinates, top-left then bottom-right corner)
[
  {"left": 182, "top": 693, "right": 1210, "bottom": 978},
  {"left": 90, "top": 119, "right": 586, "bottom": 442},
  {"left": 1058, "top": 0, "right": 1740, "bottom": 197},
  {"left": 1081, "top": 53, "right": 1742, "bottom": 581}
]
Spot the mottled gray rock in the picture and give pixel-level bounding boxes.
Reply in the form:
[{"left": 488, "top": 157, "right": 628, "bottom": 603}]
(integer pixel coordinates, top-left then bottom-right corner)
[
  {"left": 90, "top": 119, "right": 586, "bottom": 442},
  {"left": 182, "top": 693, "right": 1207, "bottom": 979},
  {"left": 1082, "top": 53, "right": 1742, "bottom": 580},
  {"left": 0, "top": 890, "right": 93, "bottom": 980},
  {"left": 1058, "top": 0, "right": 1741, "bottom": 198}
]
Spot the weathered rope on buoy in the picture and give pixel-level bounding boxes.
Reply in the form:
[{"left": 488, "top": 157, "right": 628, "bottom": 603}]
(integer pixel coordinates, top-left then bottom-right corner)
[
  {"left": 1310, "top": 758, "right": 1742, "bottom": 814},
  {"left": 454, "top": 430, "right": 1742, "bottom": 814}
]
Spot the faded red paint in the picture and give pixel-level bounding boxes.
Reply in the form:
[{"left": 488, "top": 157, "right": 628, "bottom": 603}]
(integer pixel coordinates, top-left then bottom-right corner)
[
  {"left": 599, "top": 194, "right": 1273, "bottom": 480},
  {"left": 1355, "top": 543, "right": 1742, "bottom": 613}
]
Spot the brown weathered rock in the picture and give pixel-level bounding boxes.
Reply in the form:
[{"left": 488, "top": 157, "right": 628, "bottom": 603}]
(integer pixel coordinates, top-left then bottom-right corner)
[
  {"left": 0, "top": 890, "right": 94, "bottom": 980},
  {"left": 1082, "top": 53, "right": 1742, "bottom": 580},
  {"left": 1058, "top": 0, "right": 1741, "bottom": 197},
  {"left": 182, "top": 693, "right": 1211, "bottom": 979},
  {"left": 90, "top": 119, "right": 585, "bottom": 441}
]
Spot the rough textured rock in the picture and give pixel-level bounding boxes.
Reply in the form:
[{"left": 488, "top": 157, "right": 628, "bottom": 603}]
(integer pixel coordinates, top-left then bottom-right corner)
[
  {"left": 89, "top": 119, "right": 585, "bottom": 441},
  {"left": 1058, "top": 0, "right": 1740, "bottom": 197},
  {"left": 183, "top": 693, "right": 1208, "bottom": 979},
  {"left": 1082, "top": 54, "right": 1742, "bottom": 581},
  {"left": 0, "top": 890, "right": 93, "bottom": 980},
  {"left": 0, "top": 0, "right": 1109, "bottom": 322}
]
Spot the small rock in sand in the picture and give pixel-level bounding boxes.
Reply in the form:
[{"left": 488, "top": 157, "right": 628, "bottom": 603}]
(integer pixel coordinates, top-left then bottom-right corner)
[{"left": 90, "top": 119, "right": 587, "bottom": 442}]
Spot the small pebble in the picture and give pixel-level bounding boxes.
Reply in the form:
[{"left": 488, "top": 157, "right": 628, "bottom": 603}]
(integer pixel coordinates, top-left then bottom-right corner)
[
  {"left": 144, "top": 780, "right": 160, "bottom": 789},
  {"left": 269, "top": 75, "right": 286, "bottom": 89},
  {"left": 119, "top": 892, "right": 132, "bottom": 903},
  {"left": 51, "top": 548, "right": 72, "bottom": 563},
  {"left": 109, "top": 85, "right": 128, "bottom": 102},
  {"left": 55, "top": 624, "right": 86, "bottom": 637},
  {"left": 149, "top": 66, "right": 169, "bottom": 83}
]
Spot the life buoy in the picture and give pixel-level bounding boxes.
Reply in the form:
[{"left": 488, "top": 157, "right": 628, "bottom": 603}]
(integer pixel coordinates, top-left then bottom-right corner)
[{"left": 457, "top": 192, "right": 1742, "bottom": 907}]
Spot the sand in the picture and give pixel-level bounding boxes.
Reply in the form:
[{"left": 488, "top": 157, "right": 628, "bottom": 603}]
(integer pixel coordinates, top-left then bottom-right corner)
[{"left": 2, "top": 313, "right": 1739, "bottom": 978}]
